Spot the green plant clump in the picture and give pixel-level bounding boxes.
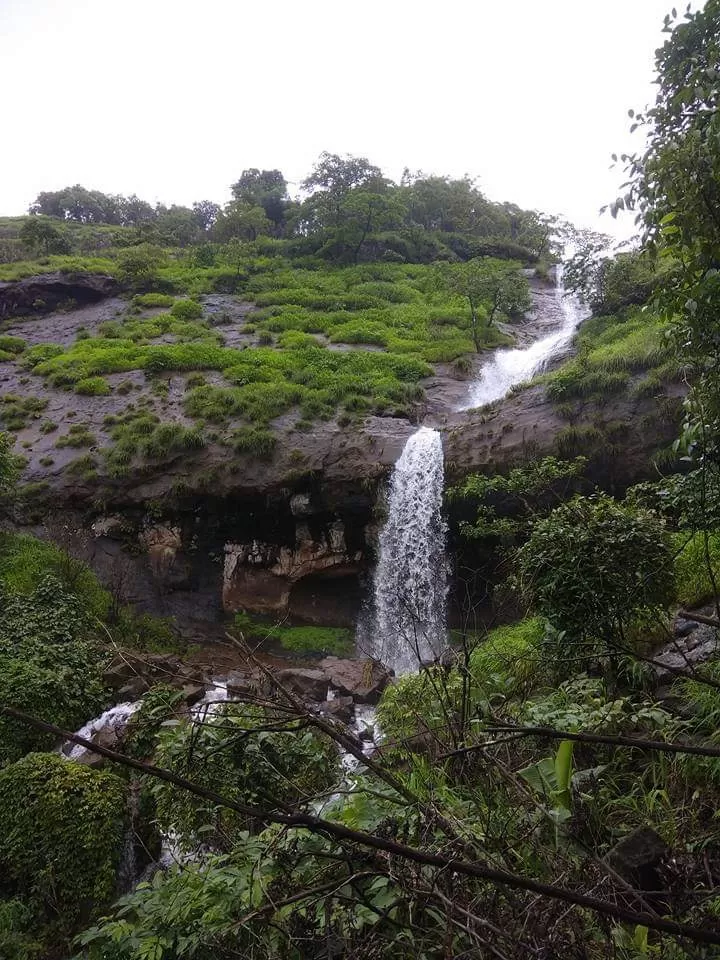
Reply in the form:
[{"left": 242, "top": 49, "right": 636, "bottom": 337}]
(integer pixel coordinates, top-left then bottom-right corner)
[{"left": 0, "top": 753, "right": 125, "bottom": 931}]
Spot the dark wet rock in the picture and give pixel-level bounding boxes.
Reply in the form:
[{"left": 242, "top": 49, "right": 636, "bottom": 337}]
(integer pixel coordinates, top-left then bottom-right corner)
[
  {"left": 605, "top": 826, "right": 671, "bottom": 891},
  {"left": 321, "top": 695, "right": 355, "bottom": 724},
  {"left": 180, "top": 683, "right": 205, "bottom": 706},
  {"left": 320, "top": 657, "right": 391, "bottom": 704},
  {"left": 674, "top": 617, "right": 700, "bottom": 639},
  {"left": 0, "top": 272, "right": 119, "bottom": 319},
  {"left": 276, "top": 667, "right": 328, "bottom": 701},
  {"left": 117, "top": 677, "right": 151, "bottom": 700},
  {"left": 103, "top": 653, "right": 150, "bottom": 689},
  {"left": 225, "top": 671, "right": 255, "bottom": 698},
  {"left": 652, "top": 622, "right": 719, "bottom": 682}
]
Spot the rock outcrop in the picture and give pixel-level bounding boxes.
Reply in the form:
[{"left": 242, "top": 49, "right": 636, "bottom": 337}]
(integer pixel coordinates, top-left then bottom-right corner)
[
  {"left": 0, "top": 272, "right": 119, "bottom": 319},
  {"left": 223, "top": 519, "right": 363, "bottom": 619}
]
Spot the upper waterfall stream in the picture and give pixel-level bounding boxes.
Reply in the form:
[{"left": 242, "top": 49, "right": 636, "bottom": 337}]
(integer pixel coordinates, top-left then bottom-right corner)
[{"left": 458, "top": 266, "right": 587, "bottom": 410}]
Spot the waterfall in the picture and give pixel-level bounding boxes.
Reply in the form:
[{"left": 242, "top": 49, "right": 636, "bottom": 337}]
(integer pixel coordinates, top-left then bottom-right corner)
[
  {"left": 366, "top": 426, "right": 448, "bottom": 675},
  {"left": 458, "top": 265, "right": 587, "bottom": 411},
  {"left": 63, "top": 701, "right": 142, "bottom": 761}
]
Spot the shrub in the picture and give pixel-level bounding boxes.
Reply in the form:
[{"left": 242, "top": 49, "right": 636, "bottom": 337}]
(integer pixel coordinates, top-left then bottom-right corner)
[
  {"left": 170, "top": 298, "right": 203, "bottom": 320},
  {"left": 132, "top": 292, "right": 175, "bottom": 309},
  {"left": 231, "top": 426, "right": 276, "bottom": 456},
  {"left": 74, "top": 375, "right": 111, "bottom": 396},
  {"left": 116, "top": 244, "right": 167, "bottom": 290},
  {"left": 0, "top": 336, "right": 26, "bottom": 355},
  {"left": 0, "top": 754, "right": 125, "bottom": 929},
  {"left": 0, "top": 533, "right": 110, "bottom": 617},
  {"left": 55, "top": 426, "right": 96, "bottom": 448},
  {"left": 516, "top": 494, "right": 675, "bottom": 669},
  {"left": 153, "top": 703, "right": 337, "bottom": 846},
  {"left": 673, "top": 531, "right": 720, "bottom": 608}
]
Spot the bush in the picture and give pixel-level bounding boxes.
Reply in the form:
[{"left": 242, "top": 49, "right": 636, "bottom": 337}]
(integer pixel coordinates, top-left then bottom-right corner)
[
  {"left": 170, "top": 298, "right": 203, "bottom": 320},
  {"left": 673, "top": 531, "right": 720, "bottom": 608},
  {"left": 0, "top": 533, "right": 110, "bottom": 617},
  {"left": 0, "top": 754, "right": 125, "bottom": 929},
  {"left": 132, "top": 292, "right": 175, "bottom": 309},
  {"left": 516, "top": 494, "right": 675, "bottom": 668},
  {"left": 231, "top": 426, "right": 276, "bottom": 456},
  {"left": 153, "top": 704, "right": 337, "bottom": 847},
  {"left": 0, "top": 337, "right": 26, "bottom": 355},
  {"left": 116, "top": 244, "right": 167, "bottom": 290},
  {"left": 74, "top": 375, "right": 111, "bottom": 396}
]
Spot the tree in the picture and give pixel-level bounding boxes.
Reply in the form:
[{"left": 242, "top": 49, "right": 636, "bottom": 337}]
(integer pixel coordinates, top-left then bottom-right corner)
[
  {"left": 231, "top": 169, "right": 288, "bottom": 230},
  {"left": 620, "top": 3, "right": 720, "bottom": 444},
  {"left": 29, "top": 185, "right": 122, "bottom": 224},
  {"left": 18, "top": 216, "right": 71, "bottom": 255},
  {"left": 192, "top": 199, "right": 221, "bottom": 233},
  {"left": 213, "top": 202, "right": 272, "bottom": 242},
  {"left": 302, "top": 152, "right": 384, "bottom": 230},
  {"left": 516, "top": 494, "right": 675, "bottom": 674},
  {"left": 155, "top": 204, "right": 200, "bottom": 246},
  {"left": 0, "top": 753, "right": 125, "bottom": 929},
  {"left": 439, "top": 257, "right": 531, "bottom": 350}
]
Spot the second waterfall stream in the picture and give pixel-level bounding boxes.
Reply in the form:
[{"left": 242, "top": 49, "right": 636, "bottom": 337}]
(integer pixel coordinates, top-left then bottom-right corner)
[
  {"left": 366, "top": 425, "right": 448, "bottom": 676},
  {"left": 366, "top": 266, "right": 587, "bottom": 678}
]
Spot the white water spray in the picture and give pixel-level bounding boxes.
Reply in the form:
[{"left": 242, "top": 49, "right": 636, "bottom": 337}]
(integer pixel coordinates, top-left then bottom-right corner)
[
  {"left": 64, "top": 701, "right": 142, "bottom": 761},
  {"left": 458, "top": 266, "right": 587, "bottom": 410},
  {"left": 366, "top": 426, "right": 448, "bottom": 675}
]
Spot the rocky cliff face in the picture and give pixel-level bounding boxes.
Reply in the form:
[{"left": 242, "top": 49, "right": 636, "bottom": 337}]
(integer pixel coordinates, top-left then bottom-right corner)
[{"left": 0, "top": 275, "right": 685, "bottom": 633}]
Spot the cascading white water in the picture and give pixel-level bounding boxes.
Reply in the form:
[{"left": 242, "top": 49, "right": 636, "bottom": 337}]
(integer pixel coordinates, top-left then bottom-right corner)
[
  {"left": 63, "top": 701, "right": 142, "bottom": 761},
  {"left": 366, "top": 426, "right": 448, "bottom": 676},
  {"left": 458, "top": 265, "right": 587, "bottom": 411}
]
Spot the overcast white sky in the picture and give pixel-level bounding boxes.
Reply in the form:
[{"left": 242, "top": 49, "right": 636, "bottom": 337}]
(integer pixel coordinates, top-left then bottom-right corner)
[{"left": 2, "top": 0, "right": 682, "bottom": 238}]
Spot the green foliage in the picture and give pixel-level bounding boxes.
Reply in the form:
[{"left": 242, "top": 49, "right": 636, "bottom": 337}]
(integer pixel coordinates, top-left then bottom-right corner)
[
  {"left": 469, "top": 617, "right": 546, "bottom": 691},
  {"left": 516, "top": 494, "right": 675, "bottom": 667},
  {"left": 0, "top": 394, "right": 48, "bottom": 431},
  {"left": 132, "top": 292, "right": 175, "bottom": 309},
  {"left": 0, "top": 532, "right": 110, "bottom": 616},
  {"left": 449, "top": 456, "right": 587, "bottom": 543},
  {"left": 0, "top": 754, "right": 125, "bottom": 930},
  {"left": 544, "top": 309, "right": 672, "bottom": 403},
  {"left": 235, "top": 614, "right": 353, "bottom": 655},
  {"left": 377, "top": 618, "right": 545, "bottom": 744},
  {"left": 116, "top": 244, "right": 167, "bottom": 290},
  {"left": 55, "top": 424, "right": 96, "bottom": 448},
  {"left": 0, "top": 898, "right": 43, "bottom": 960},
  {"left": 170, "top": 297, "right": 203, "bottom": 320},
  {"left": 0, "top": 336, "right": 26, "bottom": 355},
  {"left": 0, "top": 568, "right": 108, "bottom": 765},
  {"left": 18, "top": 216, "right": 71, "bottom": 256},
  {"left": 230, "top": 425, "right": 276, "bottom": 456},
  {"left": 74, "top": 375, "right": 111, "bottom": 396},
  {"left": 673, "top": 531, "right": 720, "bottom": 608},
  {"left": 437, "top": 257, "right": 531, "bottom": 349},
  {"left": 152, "top": 703, "right": 337, "bottom": 847}
]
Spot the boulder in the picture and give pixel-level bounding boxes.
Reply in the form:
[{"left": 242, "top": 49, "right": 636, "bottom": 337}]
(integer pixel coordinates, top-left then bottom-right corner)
[
  {"left": 321, "top": 695, "right": 355, "bottom": 724},
  {"left": 225, "top": 671, "right": 255, "bottom": 698},
  {"left": 180, "top": 683, "right": 205, "bottom": 707},
  {"left": 103, "top": 653, "right": 150, "bottom": 689},
  {"left": 0, "top": 272, "right": 119, "bottom": 319},
  {"left": 276, "top": 668, "right": 328, "bottom": 702},
  {"left": 319, "top": 657, "right": 391, "bottom": 704},
  {"left": 605, "top": 826, "right": 670, "bottom": 890},
  {"left": 117, "top": 677, "right": 151, "bottom": 700}
]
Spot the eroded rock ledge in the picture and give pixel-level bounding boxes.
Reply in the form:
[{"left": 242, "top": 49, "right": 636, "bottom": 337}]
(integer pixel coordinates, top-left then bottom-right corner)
[{"left": 0, "top": 272, "right": 119, "bottom": 319}]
